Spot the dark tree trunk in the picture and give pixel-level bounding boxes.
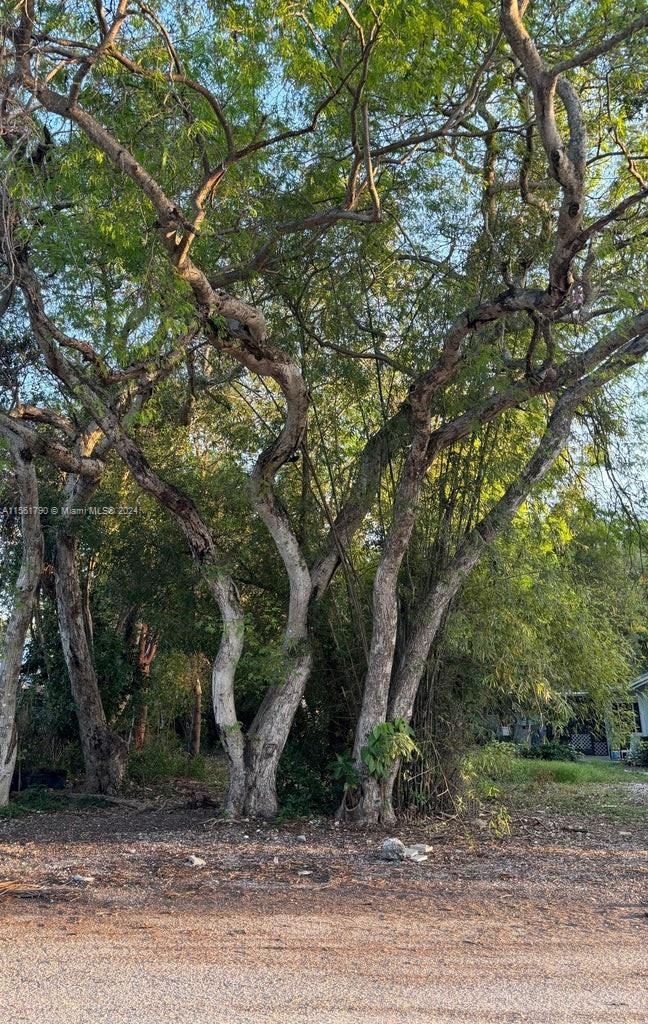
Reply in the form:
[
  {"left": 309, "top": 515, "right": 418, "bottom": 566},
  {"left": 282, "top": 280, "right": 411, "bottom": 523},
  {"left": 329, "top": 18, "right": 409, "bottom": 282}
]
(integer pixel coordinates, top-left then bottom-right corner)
[
  {"left": 190, "top": 677, "right": 202, "bottom": 757},
  {"left": 55, "top": 525, "right": 127, "bottom": 795},
  {"left": 132, "top": 704, "right": 149, "bottom": 752},
  {"left": 131, "top": 623, "right": 158, "bottom": 751}
]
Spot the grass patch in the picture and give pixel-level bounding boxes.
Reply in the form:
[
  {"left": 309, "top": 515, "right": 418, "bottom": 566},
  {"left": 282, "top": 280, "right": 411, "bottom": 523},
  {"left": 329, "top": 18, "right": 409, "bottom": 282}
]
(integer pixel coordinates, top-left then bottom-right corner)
[
  {"left": 0, "top": 788, "right": 105, "bottom": 820},
  {"left": 467, "top": 743, "right": 647, "bottom": 829},
  {"left": 539, "top": 783, "right": 646, "bottom": 826},
  {"left": 468, "top": 742, "right": 640, "bottom": 791},
  {"left": 505, "top": 758, "right": 637, "bottom": 788}
]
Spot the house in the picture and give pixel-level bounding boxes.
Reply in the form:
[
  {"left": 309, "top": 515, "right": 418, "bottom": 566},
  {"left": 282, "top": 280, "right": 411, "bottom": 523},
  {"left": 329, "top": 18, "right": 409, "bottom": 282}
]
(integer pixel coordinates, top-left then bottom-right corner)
[
  {"left": 629, "top": 672, "right": 648, "bottom": 752},
  {"left": 496, "top": 675, "right": 648, "bottom": 759},
  {"left": 564, "top": 677, "right": 648, "bottom": 758},
  {"left": 561, "top": 693, "right": 610, "bottom": 757}
]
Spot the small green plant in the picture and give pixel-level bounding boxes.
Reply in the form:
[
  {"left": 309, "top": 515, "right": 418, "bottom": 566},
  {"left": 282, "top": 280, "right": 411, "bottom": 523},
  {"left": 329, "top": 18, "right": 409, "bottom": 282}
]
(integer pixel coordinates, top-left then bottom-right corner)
[
  {"left": 360, "top": 719, "right": 419, "bottom": 781},
  {"left": 488, "top": 802, "right": 512, "bottom": 837},
  {"left": 466, "top": 740, "right": 517, "bottom": 782},
  {"left": 330, "top": 751, "right": 359, "bottom": 791}
]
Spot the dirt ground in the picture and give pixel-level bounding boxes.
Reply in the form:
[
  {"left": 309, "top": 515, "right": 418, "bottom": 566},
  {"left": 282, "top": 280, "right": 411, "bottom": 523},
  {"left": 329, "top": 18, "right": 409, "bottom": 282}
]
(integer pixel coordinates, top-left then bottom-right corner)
[{"left": 1, "top": 784, "right": 647, "bottom": 1023}]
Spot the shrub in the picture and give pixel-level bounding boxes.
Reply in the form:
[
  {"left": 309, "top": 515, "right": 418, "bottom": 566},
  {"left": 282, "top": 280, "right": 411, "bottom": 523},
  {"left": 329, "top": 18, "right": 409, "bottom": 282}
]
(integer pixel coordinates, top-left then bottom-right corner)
[
  {"left": 628, "top": 739, "right": 648, "bottom": 767},
  {"left": 517, "top": 740, "right": 579, "bottom": 761},
  {"left": 360, "top": 719, "right": 419, "bottom": 780},
  {"left": 276, "top": 746, "right": 334, "bottom": 818},
  {"left": 465, "top": 740, "right": 517, "bottom": 782},
  {"left": 127, "top": 739, "right": 208, "bottom": 784}
]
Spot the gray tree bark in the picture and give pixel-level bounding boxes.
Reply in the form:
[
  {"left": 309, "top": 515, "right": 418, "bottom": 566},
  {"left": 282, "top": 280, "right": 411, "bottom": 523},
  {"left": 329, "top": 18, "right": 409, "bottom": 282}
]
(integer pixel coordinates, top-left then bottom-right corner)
[
  {"left": 0, "top": 436, "right": 44, "bottom": 806},
  {"left": 339, "top": 396, "right": 433, "bottom": 824},
  {"left": 243, "top": 360, "right": 313, "bottom": 817},
  {"left": 375, "top": 388, "right": 585, "bottom": 820}
]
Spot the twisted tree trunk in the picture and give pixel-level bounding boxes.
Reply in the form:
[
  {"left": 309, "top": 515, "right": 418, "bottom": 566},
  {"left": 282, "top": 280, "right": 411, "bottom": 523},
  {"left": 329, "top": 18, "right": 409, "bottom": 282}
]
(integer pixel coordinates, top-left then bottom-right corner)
[
  {"left": 339, "top": 401, "right": 432, "bottom": 824},
  {"left": 0, "top": 437, "right": 44, "bottom": 806},
  {"left": 376, "top": 388, "right": 585, "bottom": 820},
  {"left": 242, "top": 361, "right": 313, "bottom": 817}
]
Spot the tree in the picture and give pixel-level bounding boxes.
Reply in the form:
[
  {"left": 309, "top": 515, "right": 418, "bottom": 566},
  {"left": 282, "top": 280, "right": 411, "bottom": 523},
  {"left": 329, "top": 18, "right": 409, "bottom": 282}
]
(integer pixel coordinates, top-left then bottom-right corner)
[{"left": 0, "top": 430, "right": 43, "bottom": 805}]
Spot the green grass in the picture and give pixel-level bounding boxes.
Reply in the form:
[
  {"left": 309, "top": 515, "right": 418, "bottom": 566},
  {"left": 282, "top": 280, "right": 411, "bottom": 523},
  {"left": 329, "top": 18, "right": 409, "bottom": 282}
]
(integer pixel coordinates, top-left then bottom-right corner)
[
  {"left": 467, "top": 744, "right": 647, "bottom": 828},
  {"left": 541, "top": 783, "right": 646, "bottom": 825},
  {"left": 0, "top": 788, "right": 105, "bottom": 819},
  {"left": 503, "top": 757, "right": 639, "bottom": 787},
  {"left": 468, "top": 742, "right": 642, "bottom": 790}
]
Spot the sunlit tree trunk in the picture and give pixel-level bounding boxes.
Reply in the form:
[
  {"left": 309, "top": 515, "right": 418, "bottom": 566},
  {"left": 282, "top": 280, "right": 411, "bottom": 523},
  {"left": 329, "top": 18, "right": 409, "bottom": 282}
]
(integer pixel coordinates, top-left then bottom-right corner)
[
  {"left": 339, "top": 405, "right": 432, "bottom": 824},
  {"left": 377, "top": 391, "right": 582, "bottom": 820},
  {"left": 242, "top": 362, "right": 313, "bottom": 817}
]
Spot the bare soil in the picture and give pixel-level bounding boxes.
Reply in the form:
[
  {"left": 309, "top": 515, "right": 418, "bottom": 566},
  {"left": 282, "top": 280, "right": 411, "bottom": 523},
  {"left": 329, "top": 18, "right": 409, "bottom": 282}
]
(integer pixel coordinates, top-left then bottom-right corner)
[{"left": 1, "top": 782, "right": 646, "bottom": 1023}]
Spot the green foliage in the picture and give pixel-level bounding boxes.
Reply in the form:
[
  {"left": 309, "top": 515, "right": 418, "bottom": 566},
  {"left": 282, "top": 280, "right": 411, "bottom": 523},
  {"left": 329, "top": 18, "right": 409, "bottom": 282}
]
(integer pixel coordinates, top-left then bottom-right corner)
[
  {"left": 487, "top": 804, "right": 513, "bottom": 838},
  {"left": 276, "top": 746, "right": 334, "bottom": 819},
  {"left": 517, "top": 741, "right": 579, "bottom": 762},
  {"left": 442, "top": 496, "right": 647, "bottom": 738},
  {"left": 361, "top": 719, "right": 419, "bottom": 781},
  {"left": 329, "top": 751, "right": 359, "bottom": 791},
  {"left": 628, "top": 739, "right": 648, "bottom": 767},
  {"left": 464, "top": 740, "right": 517, "bottom": 781},
  {"left": 127, "top": 740, "right": 209, "bottom": 786},
  {"left": 5, "top": 0, "right": 648, "bottom": 818}
]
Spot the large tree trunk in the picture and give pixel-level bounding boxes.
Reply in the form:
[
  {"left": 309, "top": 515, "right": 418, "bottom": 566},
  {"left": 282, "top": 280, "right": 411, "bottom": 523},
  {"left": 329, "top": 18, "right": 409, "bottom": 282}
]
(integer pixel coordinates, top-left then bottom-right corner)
[
  {"left": 0, "top": 438, "right": 44, "bottom": 806},
  {"left": 55, "top": 526, "right": 127, "bottom": 794},
  {"left": 54, "top": 450, "right": 127, "bottom": 794},
  {"left": 339, "top": 411, "right": 432, "bottom": 824},
  {"left": 243, "top": 637, "right": 313, "bottom": 817},
  {"left": 242, "top": 361, "right": 313, "bottom": 818},
  {"left": 376, "top": 390, "right": 583, "bottom": 821},
  {"left": 132, "top": 704, "right": 148, "bottom": 751},
  {"left": 209, "top": 572, "right": 247, "bottom": 813}
]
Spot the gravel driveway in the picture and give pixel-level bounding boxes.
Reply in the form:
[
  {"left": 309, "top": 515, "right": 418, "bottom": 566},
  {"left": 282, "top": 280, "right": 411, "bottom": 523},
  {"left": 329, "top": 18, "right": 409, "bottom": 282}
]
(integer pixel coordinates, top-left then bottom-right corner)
[{"left": 1, "top": 796, "right": 646, "bottom": 1023}]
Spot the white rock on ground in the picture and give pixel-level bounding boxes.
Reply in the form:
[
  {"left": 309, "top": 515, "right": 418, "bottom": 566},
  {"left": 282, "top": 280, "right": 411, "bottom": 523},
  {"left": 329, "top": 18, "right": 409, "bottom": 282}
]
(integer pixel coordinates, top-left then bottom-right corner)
[
  {"left": 379, "top": 839, "right": 432, "bottom": 863},
  {"left": 379, "top": 838, "right": 407, "bottom": 861},
  {"left": 407, "top": 843, "right": 434, "bottom": 855}
]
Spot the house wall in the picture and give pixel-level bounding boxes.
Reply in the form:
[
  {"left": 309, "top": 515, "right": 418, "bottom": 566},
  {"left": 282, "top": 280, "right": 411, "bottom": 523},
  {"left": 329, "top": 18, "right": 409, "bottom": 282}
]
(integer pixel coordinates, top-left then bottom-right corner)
[{"left": 637, "top": 692, "right": 648, "bottom": 736}]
